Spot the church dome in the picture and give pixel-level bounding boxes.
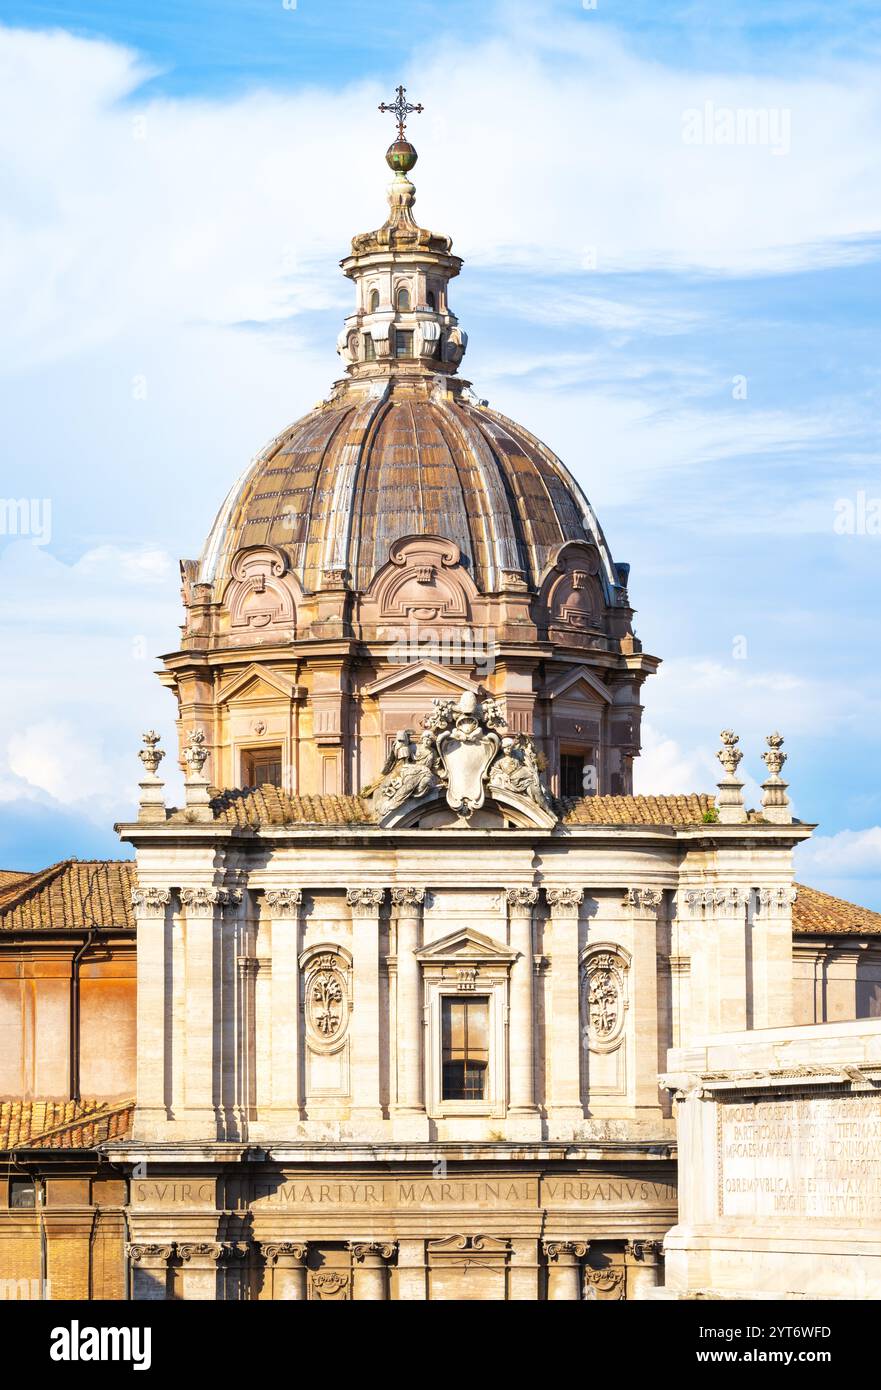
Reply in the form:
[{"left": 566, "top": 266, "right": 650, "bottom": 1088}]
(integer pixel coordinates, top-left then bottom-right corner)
[
  {"left": 168, "top": 111, "right": 656, "bottom": 806},
  {"left": 198, "top": 379, "right": 615, "bottom": 595}
]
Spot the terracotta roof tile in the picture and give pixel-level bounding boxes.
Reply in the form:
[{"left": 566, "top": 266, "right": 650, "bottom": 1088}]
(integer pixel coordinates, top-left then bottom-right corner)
[
  {"left": 561, "top": 793, "right": 715, "bottom": 827},
  {"left": 201, "top": 786, "right": 375, "bottom": 827},
  {"left": 0, "top": 1099, "right": 134, "bottom": 1150},
  {"left": 0, "top": 860, "right": 136, "bottom": 931},
  {"left": 0, "top": 870, "right": 33, "bottom": 892},
  {"left": 793, "top": 883, "right": 881, "bottom": 936}
]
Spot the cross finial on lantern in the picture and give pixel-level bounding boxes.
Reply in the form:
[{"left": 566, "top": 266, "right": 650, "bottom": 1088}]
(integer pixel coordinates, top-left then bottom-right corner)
[{"left": 378, "top": 84, "right": 424, "bottom": 139}]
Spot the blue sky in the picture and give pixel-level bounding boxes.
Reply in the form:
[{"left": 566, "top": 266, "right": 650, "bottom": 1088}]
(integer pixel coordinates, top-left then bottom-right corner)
[{"left": 0, "top": 0, "right": 880, "bottom": 906}]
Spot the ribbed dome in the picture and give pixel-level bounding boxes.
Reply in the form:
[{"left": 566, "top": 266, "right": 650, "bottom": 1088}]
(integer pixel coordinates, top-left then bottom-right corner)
[{"left": 200, "top": 379, "right": 613, "bottom": 596}]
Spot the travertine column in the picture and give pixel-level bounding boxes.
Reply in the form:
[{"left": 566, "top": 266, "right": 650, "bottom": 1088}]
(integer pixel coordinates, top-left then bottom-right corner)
[
  {"left": 395, "top": 1238, "right": 426, "bottom": 1300},
  {"left": 347, "top": 888, "right": 386, "bottom": 1120},
  {"left": 625, "top": 1240, "right": 662, "bottom": 1298},
  {"left": 391, "top": 887, "right": 426, "bottom": 1114},
  {"left": 546, "top": 887, "right": 584, "bottom": 1128},
  {"left": 544, "top": 1240, "right": 587, "bottom": 1301},
  {"left": 685, "top": 886, "right": 749, "bottom": 1037},
  {"left": 505, "top": 888, "right": 539, "bottom": 1115},
  {"left": 263, "top": 1242, "right": 308, "bottom": 1300},
  {"left": 180, "top": 887, "right": 241, "bottom": 1130},
  {"left": 751, "top": 885, "right": 795, "bottom": 1028},
  {"left": 128, "top": 1243, "right": 173, "bottom": 1301},
  {"left": 131, "top": 888, "right": 171, "bottom": 1133},
  {"left": 626, "top": 888, "right": 664, "bottom": 1115},
  {"left": 176, "top": 1241, "right": 225, "bottom": 1300},
  {"left": 350, "top": 1241, "right": 395, "bottom": 1300},
  {"left": 509, "top": 1238, "right": 540, "bottom": 1300},
  {"left": 266, "top": 889, "right": 303, "bottom": 1121}
]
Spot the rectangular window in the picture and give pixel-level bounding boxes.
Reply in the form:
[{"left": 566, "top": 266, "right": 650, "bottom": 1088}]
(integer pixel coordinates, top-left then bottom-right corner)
[
  {"left": 395, "top": 329, "right": 414, "bottom": 358},
  {"left": 9, "top": 1179, "right": 36, "bottom": 1209},
  {"left": 242, "top": 746, "right": 283, "bottom": 788},
  {"left": 441, "top": 996, "right": 489, "bottom": 1101},
  {"left": 560, "top": 751, "right": 587, "bottom": 799},
  {"left": 363, "top": 334, "right": 376, "bottom": 361}
]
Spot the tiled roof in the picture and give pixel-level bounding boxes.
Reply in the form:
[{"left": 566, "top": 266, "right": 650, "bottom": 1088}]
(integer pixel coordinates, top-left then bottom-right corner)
[
  {"left": 0, "top": 860, "right": 136, "bottom": 931},
  {"left": 793, "top": 883, "right": 881, "bottom": 936},
  {"left": 0, "top": 870, "right": 33, "bottom": 891},
  {"left": 561, "top": 793, "right": 715, "bottom": 826},
  {"left": 174, "top": 787, "right": 719, "bottom": 829},
  {"left": 0, "top": 1099, "right": 134, "bottom": 1150},
  {"left": 202, "top": 786, "right": 375, "bottom": 827}
]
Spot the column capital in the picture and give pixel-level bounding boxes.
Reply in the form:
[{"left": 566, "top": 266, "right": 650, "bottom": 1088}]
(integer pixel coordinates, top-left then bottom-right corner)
[
  {"left": 349, "top": 1241, "right": 396, "bottom": 1262},
  {"left": 753, "top": 884, "right": 798, "bottom": 914},
  {"left": 544, "top": 1239, "right": 588, "bottom": 1261},
  {"left": 625, "top": 887, "right": 664, "bottom": 912},
  {"left": 261, "top": 1241, "right": 308, "bottom": 1267},
  {"left": 179, "top": 886, "right": 242, "bottom": 917},
  {"left": 131, "top": 887, "right": 172, "bottom": 917},
  {"left": 265, "top": 887, "right": 303, "bottom": 915},
  {"left": 684, "top": 884, "right": 748, "bottom": 915},
  {"left": 176, "top": 1241, "right": 226, "bottom": 1264},
  {"left": 505, "top": 886, "right": 539, "bottom": 910},
  {"left": 128, "top": 1242, "right": 174, "bottom": 1265},
  {"left": 347, "top": 887, "right": 387, "bottom": 914},
  {"left": 624, "top": 1239, "right": 662, "bottom": 1263},
  {"left": 546, "top": 886, "right": 584, "bottom": 912},
  {"left": 390, "top": 886, "right": 427, "bottom": 909}
]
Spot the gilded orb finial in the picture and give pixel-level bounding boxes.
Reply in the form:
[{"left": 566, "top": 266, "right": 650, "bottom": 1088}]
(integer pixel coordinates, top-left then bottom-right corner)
[{"left": 379, "top": 83, "right": 423, "bottom": 173}]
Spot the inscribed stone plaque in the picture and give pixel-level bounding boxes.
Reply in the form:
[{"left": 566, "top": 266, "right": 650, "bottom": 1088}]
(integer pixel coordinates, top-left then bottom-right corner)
[{"left": 719, "top": 1089, "right": 881, "bottom": 1222}]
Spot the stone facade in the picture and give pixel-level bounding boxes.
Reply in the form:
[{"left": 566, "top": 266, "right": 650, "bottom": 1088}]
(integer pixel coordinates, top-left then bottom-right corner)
[{"left": 102, "top": 777, "right": 817, "bottom": 1298}]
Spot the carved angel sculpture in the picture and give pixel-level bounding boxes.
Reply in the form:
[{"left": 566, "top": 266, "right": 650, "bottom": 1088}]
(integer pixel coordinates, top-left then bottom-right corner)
[
  {"left": 489, "top": 736, "right": 547, "bottom": 806},
  {"left": 374, "top": 729, "right": 440, "bottom": 817}
]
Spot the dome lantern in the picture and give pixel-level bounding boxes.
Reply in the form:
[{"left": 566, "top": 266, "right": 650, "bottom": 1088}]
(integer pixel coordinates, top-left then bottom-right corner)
[{"left": 337, "top": 87, "right": 468, "bottom": 379}]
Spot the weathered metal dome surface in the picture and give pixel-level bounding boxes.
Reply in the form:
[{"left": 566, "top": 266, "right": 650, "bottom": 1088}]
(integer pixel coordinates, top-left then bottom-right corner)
[{"left": 199, "top": 379, "right": 613, "bottom": 596}]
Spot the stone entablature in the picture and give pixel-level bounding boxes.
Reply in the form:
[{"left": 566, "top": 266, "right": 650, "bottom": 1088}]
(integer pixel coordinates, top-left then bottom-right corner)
[{"left": 113, "top": 1146, "right": 676, "bottom": 1300}]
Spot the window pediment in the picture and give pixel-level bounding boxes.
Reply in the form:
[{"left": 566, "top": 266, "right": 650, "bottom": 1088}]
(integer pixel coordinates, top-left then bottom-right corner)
[{"left": 415, "top": 927, "right": 517, "bottom": 967}]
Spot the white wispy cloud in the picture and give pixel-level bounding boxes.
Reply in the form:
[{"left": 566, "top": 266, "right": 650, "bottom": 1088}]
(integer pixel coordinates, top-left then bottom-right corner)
[{"left": 795, "top": 826, "right": 881, "bottom": 877}]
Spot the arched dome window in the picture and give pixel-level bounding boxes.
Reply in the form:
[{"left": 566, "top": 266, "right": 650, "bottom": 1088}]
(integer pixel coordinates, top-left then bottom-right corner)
[
  {"left": 426, "top": 290, "right": 436, "bottom": 311},
  {"left": 396, "top": 285, "right": 411, "bottom": 311},
  {"left": 368, "top": 288, "right": 380, "bottom": 313}
]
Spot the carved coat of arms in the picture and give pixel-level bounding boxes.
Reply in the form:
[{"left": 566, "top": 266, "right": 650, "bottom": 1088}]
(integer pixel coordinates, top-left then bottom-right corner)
[{"left": 370, "top": 689, "right": 550, "bottom": 821}]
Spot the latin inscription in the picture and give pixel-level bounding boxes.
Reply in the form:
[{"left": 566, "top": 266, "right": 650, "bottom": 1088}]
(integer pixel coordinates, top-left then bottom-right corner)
[
  {"left": 131, "top": 1181, "right": 216, "bottom": 1208},
  {"left": 720, "top": 1092, "right": 881, "bottom": 1221},
  {"left": 541, "top": 1178, "right": 676, "bottom": 1208},
  {"left": 230, "top": 1174, "right": 676, "bottom": 1211},
  {"left": 244, "top": 1179, "right": 539, "bottom": 1209}
]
